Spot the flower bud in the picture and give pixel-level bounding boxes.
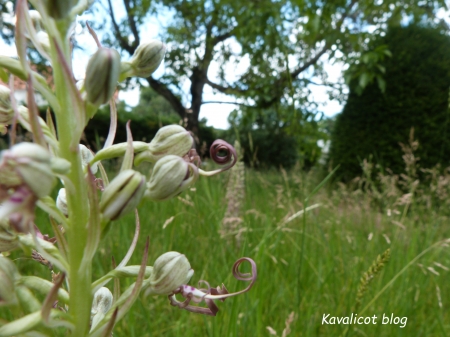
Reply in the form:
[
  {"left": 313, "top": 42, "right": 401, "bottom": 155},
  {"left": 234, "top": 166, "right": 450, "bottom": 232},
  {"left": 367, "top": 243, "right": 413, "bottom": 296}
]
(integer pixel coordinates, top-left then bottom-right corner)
[
  {"left": 0, "top": 220, "right": 19, "bottom": 252},
  {"left": 99, "top": 170, "right": 146, "bottom": 221},
  {"left": 29, "top": 10, "right": 43, "bottom": 31},
  {"left": 91, "top": 287, "right": 113, "bottom": 330},
  {"left": 145, "top": 155, "right": 198, "bottom": 201},
  {"left": 128, "top": 40, "right": 166, "bottom": 78},
  {"left": 85, "top": 48, "right": 121, "bottom": 106},
  {"left": 46, "top": 0, "right": 75, "bottom": 19},
  {"left": 0, "top": 143, "right": 55, "bottom": 198},
  {"left": 0, "top": 85, "right": 13, "bottom": 125},
  {"left": 134, "top": 125, "right": 193, "bottom": 165},
  {"left": 36, "top": 31, "right": 51, "bottom": 55},
  {"left": 145, "top": 252, "right": 193, "bottom": 296},
  {"left": 79, "top": 144, "right": 98, "bottom": 174},
  {"left": 0, "top": 256, "right": 19, "bottom": 305},
  {"left": 56, "top": 188, "right": 68, "bottom": 216}
]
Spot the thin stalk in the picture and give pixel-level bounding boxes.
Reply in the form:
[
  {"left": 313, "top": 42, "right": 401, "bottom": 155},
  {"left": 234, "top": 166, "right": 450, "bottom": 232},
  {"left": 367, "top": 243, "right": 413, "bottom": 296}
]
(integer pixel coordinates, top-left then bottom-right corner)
[{"left": 50, "top": 29, "right": 91, "bottom": 336}]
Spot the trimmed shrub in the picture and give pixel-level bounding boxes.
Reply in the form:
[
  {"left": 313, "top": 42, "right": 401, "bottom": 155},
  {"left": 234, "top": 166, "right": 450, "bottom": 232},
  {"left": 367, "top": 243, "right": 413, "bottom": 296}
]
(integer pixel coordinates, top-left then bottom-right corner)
[{"left": 329, "top": 24, "right": 450, "bottom": 180}]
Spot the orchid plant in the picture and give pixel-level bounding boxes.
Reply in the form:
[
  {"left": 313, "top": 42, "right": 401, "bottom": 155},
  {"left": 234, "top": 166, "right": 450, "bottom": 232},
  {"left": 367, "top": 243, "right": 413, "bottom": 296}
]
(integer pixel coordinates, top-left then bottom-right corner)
[{"left": 0, "top": 1, "right": 257, "bottom": 336}]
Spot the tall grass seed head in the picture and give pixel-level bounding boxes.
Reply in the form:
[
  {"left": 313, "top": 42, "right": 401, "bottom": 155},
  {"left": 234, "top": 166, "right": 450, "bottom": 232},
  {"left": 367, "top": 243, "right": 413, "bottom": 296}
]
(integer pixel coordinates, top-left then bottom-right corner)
[
  {"left": 145, "top": 252, "right": 194, "bottom": 296},
  {"left": 0, "top": 85, "right": 13, "bottom": 125},
  {"left": 0, "top": 143, "right": 56, "bottom": 198},
  {"left": 85, "top": 47, "right": 121, "bottom": 106},
  {"left": 129, "top": 40, "right": 166, "bottom": 78},
  {"left": 99, "top": 170, "right": 146, "bottom": 221},
  {"left": 145, "top": 155, "right": 198, "bottom": 201}
]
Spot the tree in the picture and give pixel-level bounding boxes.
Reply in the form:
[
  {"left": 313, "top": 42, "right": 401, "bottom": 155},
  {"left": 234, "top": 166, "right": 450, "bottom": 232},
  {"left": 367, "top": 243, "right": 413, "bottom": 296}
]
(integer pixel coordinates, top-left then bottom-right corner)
[
  {"left": 328, "top": 24, "right": 450, "bottom": 180},
  {"left": 99, "top": 0, "right": 446, "bottom": 140}
]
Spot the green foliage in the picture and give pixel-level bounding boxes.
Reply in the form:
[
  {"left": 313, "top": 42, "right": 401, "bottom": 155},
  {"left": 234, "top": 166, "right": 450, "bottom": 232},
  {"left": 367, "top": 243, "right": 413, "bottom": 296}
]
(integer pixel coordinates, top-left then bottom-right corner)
[
  {"left": 5, "top": 167, "right": 450, "bottom": 336},
  {"left": 83, "top": 87, "right": 217, "bottom": 151},
  {"left": 226, "top": 105, "right": 327, "bottom": 169},
  {"left": 97, "top": 0, "right": 447, "bottom": 137},
  {"left": 329, "top": 24, "right": 450, "bottom": 180}
]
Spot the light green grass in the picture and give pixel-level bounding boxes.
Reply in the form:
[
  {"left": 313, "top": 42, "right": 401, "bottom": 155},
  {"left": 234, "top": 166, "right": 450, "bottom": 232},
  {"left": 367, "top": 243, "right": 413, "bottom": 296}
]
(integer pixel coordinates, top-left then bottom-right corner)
[{"left": 4, "top": 167, "right": 450, "bottom": 336}]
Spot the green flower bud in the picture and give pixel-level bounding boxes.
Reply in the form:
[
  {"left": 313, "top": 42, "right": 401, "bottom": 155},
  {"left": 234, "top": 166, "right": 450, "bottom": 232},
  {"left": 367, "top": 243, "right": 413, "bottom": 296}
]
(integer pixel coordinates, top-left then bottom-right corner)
[
  {"left": 145, "top": 155, "right": 198, "bottom": 201},
  {"left": 29, "top": 10, "right": 43, "bottom": 31},
  {"left": 128, "top": 40, "right": 166, "bottom": 78},
  {"left": 46, "top": 0, "right": 75, "bottom": 19},
  {"left": 36, "top": 31, "right": 51, "bottom": 55},
  {"left": 56, "top": 188, "right": 67, "bottom": 216},
  {"left": 0, "top": 143, "right": 56, "bottom": 198},
  {"left": 85, "top": 48, "right": 121, "bottom": 106},
  {"left": 91, "top": 287, "right": 113, "bottom": 330},
  {"left": 0, "top": 256, "right": 19, "bottom": 305},
  {"left": 0, "top": 220, "right": 19, "bottom": 252},
  {"left": 134, "top": 125, "right": 193, "bottom": 165},
  {"left": 79, "top": 144, "right": 98, "bottom": 174},
  {"left": 145, "top": 252, "right": 193, "bottom": 296},
  {"left": 0, "top": 85, "right": 13, "bottom": 125},
  {"left": 99, "top": 170, "right": 146, "bottom": 221}
]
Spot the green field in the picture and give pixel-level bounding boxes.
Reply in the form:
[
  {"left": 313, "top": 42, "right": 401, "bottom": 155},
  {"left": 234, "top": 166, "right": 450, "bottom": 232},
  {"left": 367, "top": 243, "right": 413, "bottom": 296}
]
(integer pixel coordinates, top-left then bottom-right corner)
[{"left": 4, "top": 163, "right": 450, "bottom": 337}]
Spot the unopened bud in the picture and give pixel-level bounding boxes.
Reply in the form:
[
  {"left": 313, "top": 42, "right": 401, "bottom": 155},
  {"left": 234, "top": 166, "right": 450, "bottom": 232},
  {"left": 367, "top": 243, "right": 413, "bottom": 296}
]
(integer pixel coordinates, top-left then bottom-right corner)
[
  {"left": 36, "top": 31, "right": 51, "bottom": 55},
  {"left": 144, "top": 252, "right": 193, "bottom": 296},
  {"left": 134, "top": 125, "right": 193, "bottom": 165},
  {"left": 0, "top": 256, "right": 19, "bottom": 305},
  {"left": 29, "top": 10, "right": 43, "bottom": 31},
  {"left": 0, "top": 85, "right": 13, "bottom": 125},
  {"left": 145, "top": 155, "right": 198, "bottom": 201},
  {"left": 56, "top": 188, "right": 67, "bottom": 216},
  {"left": 85, "top": 48, "right": 121, "bottom": 106},
  {"left": 128, "top": 40, "right": 166, "bottom": 78},
  {"left": 100, "top": 170, "right": 146, "bottom": 221},
  {"left": 0, "top": 143, "right": 55, "bottom": 198},
  {"left": 0, "top": 220, "right": 19, "bottom": 252},
  {"left": 79, "top": 144, "right": 98, "bottom": 174},
  {"left": 46, "top": 0, "right": 75, "bottom": 19},
  {"left": 91, "top": 287, "right": 113, "bottom": 330}
]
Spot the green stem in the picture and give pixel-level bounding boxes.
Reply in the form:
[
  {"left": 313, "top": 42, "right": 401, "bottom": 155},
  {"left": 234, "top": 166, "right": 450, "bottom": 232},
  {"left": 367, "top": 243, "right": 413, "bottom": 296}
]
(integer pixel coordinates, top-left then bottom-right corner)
[{"left": 51, "top": 30, "right": 91, "bottom": 336}]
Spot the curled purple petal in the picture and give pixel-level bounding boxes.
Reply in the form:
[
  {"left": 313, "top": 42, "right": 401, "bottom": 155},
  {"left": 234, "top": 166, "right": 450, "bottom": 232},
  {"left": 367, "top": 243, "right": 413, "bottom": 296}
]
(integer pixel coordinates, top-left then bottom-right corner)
[
  {"left": 210, "top": 140, "right": 237, "bottom": 167},
  {"left": 167, "top": 257, "right": 257, "bottom": 316}
]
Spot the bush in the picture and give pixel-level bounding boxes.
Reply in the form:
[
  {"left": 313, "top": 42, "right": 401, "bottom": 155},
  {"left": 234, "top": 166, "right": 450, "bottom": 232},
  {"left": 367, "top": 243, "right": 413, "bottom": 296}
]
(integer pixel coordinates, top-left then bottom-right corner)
[{"left": 329, "top": 24, "right": 450, "bottom": 180}]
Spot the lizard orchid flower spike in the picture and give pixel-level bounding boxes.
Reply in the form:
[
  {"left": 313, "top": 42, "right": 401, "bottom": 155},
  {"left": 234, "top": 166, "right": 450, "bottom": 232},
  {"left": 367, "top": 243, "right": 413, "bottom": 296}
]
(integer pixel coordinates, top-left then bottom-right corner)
[{"left": 168, "top": 257, "right": 257, "bottom": 316}]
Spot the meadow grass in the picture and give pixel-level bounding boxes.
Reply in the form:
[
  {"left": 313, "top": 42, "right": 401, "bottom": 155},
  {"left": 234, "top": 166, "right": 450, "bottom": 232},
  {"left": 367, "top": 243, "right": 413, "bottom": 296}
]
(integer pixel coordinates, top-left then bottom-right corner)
[{"left": 3, "top": 164, "right": 450, "bottom": 336}]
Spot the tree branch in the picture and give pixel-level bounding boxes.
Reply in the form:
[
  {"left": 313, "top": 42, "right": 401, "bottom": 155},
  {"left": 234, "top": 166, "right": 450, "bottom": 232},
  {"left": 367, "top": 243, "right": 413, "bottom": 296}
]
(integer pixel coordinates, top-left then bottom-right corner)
[
  {"left": 202, "top": 100, "right": 250, "bottom": 107},
  {"left": 146, "top": 77, "right": 186, "bottom": 118},
  {"left": 123, "top": 0, "right": 140, "bottom": 52},
  {"left": 205, "top": 79, "right": 246, "bottom": 95},
  {"left": 106, "top": 0, "right": 134, "bottom": 54}
]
